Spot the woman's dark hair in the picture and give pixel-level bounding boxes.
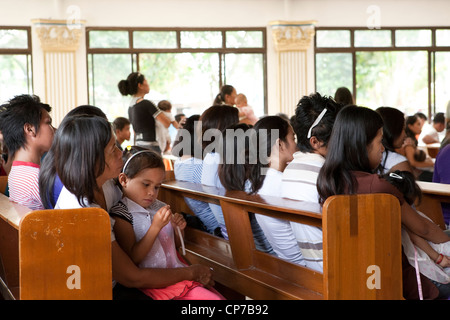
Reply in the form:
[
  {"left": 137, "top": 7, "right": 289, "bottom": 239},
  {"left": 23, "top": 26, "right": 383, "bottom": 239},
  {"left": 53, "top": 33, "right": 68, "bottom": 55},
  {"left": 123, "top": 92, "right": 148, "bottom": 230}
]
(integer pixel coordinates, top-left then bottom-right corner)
[
  {"left": 118, "top": 72, "right": 146, "bottom": 96},
  {"left": 376, "top": 107, "right": 405, "bottom": 151},
  {"left": 172, "top": 114, "right": 201, "bottom": 157},
  {"left": 293, "top": 92, "right": 343, "bottom": 153},
  {"left": 334, "top": 87, "right": 354, "bottom": 106},
  {"left": 121, "top": 148, "right": 165, "bottom": 179},
  {"left": 219, "top": 116, "right": 291, "bottom": 194},
  {"left": 405, "top": 115, "right": 419, "bottom": 144},
  {"left": 317, "top": 105, "right": 384, "bottom": 205},
  {"left": 213, "top": 85, "right": 235, "bottom": 105},
  {"left": 218, "top": 123, "right": 254, "bottom": 192},
  {"left": 383, "top": 170, "right": 422, "bottom": 205},
  {"left": 376, "top": 107, "right": 405, "bottom": 173},
  {"left": 0, "top": 94, "right": 51, "bottom": 158},
  {"left": 40, "top": 114, "right": 113, "bottom": 207},
  {"left": 39, "top": 106, "right": 108, "bottom": 209},
  {"left": 200, "top": 105, "right": 239, "bottom": 155}
]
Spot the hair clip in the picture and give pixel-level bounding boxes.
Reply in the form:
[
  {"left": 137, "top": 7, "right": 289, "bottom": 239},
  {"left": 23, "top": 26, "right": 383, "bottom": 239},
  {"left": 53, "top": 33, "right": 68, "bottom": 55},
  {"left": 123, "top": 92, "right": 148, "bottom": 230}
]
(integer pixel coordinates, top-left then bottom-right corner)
[
  {"left": 389, "top": 172, "right": 403, "bottom": 180},
  {"left": 307, "top": 108, "right": 327, "bottom": 139}
]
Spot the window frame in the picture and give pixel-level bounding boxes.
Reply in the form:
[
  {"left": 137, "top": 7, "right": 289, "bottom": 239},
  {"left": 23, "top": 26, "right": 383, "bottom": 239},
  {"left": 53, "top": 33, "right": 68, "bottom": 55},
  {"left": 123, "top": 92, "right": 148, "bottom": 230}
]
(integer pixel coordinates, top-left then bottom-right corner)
[
  {"left": 314, "top": 26, "right": 450, "bottom": 118},
  {"left": 86, "top": 26, "right": 268, "bottom": 114},
  {"left": 0, "top": 26, "right": 33, "bottom": 96}
]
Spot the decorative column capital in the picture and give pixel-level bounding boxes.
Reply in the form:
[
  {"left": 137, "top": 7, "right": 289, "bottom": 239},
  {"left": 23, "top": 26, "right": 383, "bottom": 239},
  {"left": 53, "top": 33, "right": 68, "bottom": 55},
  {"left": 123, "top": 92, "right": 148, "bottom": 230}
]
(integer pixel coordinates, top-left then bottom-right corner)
[
  {"left": 32, "top": 19, "right": 85, "bottom": 52},
  {"left": 270, "top": 20, "right": 316, "bottom": 52}
]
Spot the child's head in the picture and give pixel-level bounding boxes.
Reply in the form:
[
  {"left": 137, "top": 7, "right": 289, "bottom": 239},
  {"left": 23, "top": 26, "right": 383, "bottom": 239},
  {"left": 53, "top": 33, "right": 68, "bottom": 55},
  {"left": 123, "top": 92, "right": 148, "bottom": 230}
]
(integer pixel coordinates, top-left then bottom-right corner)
[
  {"left": 235, "top": 93, "right": 247, "bottom": 107},
  {"left": 119, "top": 149, "right": 166, "bottom": 208},
  {"left": 157, "top": 100, "right": 172, "bottom": 112},
  {"left": 113, "top": 117, "right": 131, "bottom": 143},
  {"left": 293, "top": 92, "right": 342, "bottom": 155},
  {"left": 383, "top": 170, "right": 422, "bottom": 205},
  {"left": 0, "top": 94, "right": 53, "bottom": 159}
]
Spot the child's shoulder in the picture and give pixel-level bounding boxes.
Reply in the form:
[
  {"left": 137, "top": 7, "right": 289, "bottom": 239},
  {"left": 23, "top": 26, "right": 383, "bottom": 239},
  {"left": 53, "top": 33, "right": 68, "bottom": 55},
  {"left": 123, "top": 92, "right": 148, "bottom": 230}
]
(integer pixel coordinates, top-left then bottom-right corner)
[{"left": 109, "top": 200, "right": 133, "bottom": 224}]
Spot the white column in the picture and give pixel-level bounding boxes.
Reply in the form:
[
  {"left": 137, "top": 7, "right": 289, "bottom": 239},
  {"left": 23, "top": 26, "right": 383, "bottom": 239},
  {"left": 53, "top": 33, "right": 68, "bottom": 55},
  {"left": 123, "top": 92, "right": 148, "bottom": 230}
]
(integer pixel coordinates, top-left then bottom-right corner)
[
  {"left": 269, "top": 21, "right": 316, "bottom": 116},
  {"left": 31, "top": 19, "right": 85, "bottom": 126}
]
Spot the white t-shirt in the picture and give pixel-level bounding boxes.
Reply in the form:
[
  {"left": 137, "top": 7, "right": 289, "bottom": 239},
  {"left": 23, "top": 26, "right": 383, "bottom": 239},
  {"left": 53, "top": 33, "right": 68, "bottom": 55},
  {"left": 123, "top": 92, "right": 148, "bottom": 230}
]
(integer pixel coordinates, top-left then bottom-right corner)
[
  {"left": 281, "top": 151, "right": 324, "bottom": 272},
  {"left": 379, "top": 150, "right": 409, "bottom": 174},
  {"left": 255, "top": 168, "right": 305, "bottom": 265},
  {"left": 55, "top": 179, "right": 122, "bottom": 242}
]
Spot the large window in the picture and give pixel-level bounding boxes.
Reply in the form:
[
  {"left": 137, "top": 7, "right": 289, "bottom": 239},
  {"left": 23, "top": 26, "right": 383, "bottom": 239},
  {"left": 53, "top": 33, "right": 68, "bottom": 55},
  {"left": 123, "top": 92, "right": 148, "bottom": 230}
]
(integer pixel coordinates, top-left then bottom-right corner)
[
  {"left": 0, "top": 27, "right": 33, "bottom": 104},
  {"left": 87, "top": 28, "right": 267, "bottom": 121},
  {"left": 315, "top": 27, "right": 450, "bottom": 117}
]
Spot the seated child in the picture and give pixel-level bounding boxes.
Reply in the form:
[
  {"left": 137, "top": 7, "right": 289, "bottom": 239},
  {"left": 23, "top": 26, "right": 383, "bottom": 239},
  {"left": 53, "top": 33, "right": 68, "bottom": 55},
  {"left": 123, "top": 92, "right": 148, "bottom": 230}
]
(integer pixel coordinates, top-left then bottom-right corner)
[
  {"left": 113, "top": 117, "right": 131, "bottom": 151},
  {"left": 0, "top": 94, "right": 54, "bottom": 210},
  {"left": 109, "top": 150, "right": 224, "bottom": 300},
  {"left": 384, "top": 170, "right": 450, "bottom": 294}
]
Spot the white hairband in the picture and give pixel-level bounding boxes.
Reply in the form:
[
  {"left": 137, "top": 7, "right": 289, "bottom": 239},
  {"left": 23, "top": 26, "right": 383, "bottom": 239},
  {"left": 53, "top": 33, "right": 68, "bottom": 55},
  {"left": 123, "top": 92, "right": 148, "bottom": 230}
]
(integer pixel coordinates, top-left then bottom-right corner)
[
  {"left": 122, "top": 150, "right": 155, "bottom": 173},
  {"left": 307, "top": 108, "right": 327, "bottom": 139}
]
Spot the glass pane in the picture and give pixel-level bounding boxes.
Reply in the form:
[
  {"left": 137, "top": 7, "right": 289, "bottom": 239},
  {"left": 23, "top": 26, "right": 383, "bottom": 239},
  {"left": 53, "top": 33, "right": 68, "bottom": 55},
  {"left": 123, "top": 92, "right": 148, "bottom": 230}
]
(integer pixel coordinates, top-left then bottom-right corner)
[
  {"left": 0, "top": 29, "right": 28, "bottom": 49},
  {"left": 0, "top": 55, "right": 31, "bottom": 104},
  {"left": 226, "top": 31, "right": 263, "bottom": 48},
  {"left": 224, "top": 53, "right": 265, "bottom": 117},
  {"left": 133, "top": 31, "right": 177, "bottom": 49},
  {"left": 354, "top": 30, "right": 391, "bottom": 47},
  {"left": 356, "top": 51, "right": 428, "bottom": 114},
  {"left": 436, "top": 29, "right": 450, "bottom": 46},
  {"left": 316, "top": 30, "right": 351, "bottom": 48},
  {"left": 88, "top": 54, "right": 133, "bottom": 120},
  {"left": 89, "top": 30, "right": 129, "bottom": 48},
  {"left": 139, "top": 52, "right": 220, "bottom": 117},
  {"left": 180, "top": 31, "right": 222, "bottom": 48},
  {"left": 315, "top": 53, "right": 353, "bottom": 98},
  {"left": 435, "top": 52, "right": 450, "bottom": 114},
  {"left": 395, "top": 29, "right": 431, "bottom": 47}
]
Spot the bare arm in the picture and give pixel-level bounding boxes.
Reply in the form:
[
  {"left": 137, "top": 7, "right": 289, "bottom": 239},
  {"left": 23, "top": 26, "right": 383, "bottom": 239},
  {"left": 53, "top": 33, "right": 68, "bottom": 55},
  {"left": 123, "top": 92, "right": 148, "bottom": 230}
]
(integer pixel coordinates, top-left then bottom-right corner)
[
  {"left": 111, "top": 241, "right": 214, "bottom": 288},
  {"left": 156, "top": 112, "right": 171, "bottom": 128},
  {"left": 406, "top": 229, "right": 450, "bottom": 268},
  {"left": 403, "top": 145, "right": 434, "bottom": 168},
  {"left": 401, "top": 202, "right": 450, "bottom": 244},
  {"left": 113, "top": 205, "right": 172, "bottom": 264}
]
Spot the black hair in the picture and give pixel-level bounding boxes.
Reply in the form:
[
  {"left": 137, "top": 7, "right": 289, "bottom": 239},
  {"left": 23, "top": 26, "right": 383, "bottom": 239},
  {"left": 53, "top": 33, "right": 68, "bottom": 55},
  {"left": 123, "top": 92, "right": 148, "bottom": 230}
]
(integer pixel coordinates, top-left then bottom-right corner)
[
  {"left": 213, "top": 85, "right": 235, "bottom": 105},
  {"left": 113, "top": 117, "right": 131, "bottom": 131},
  {"left": 293, "top": 92, "right": 343, "bottom": 153},
  {"left": 317, "top": 105, "right": 384, "bottom": 204},
  {"left": 383, "top": 170, "right": 422, "bottom": 205},
  {"left": 218, "top": 115, "right": 291, "bottom": 195},
  {"left": 118, "top": 72, "right": 146, "bottom": 96},
  {"left": 39, "top": 106, "right": 108, "bottom": 209},
  {"left": 121, "top": 148, "right": 165, "bottom": 179},
  {"left": 40, "top": 114, "right": 112, "bottom": 208},
  {"left": 0, "top": 94, "right": 51, "bottom": 158},
  {"left": 334, "top": 87, "right": 354, "bottom": 106}
]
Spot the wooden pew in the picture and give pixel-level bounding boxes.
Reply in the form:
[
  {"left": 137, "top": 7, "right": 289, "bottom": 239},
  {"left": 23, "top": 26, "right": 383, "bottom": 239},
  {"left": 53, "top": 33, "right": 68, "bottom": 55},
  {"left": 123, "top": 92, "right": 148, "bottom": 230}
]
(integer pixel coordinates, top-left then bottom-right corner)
[
  {"left": 158, "top": 179, "right": 404, "bottom": 300},
  {"left": 0, "top": 193, "right": 112, "bottom": 300},
  {"left": 416, "top": 181, "right": 450, "bottom": 230}
]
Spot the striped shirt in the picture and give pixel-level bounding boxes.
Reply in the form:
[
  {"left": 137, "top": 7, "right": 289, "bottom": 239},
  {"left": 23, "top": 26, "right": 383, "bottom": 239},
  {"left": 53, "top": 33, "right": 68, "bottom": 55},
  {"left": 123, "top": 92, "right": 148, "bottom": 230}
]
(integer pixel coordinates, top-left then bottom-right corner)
[
  {"left": 281, "top": 151, "right": 325, "bottom": 272},
  {"left": 8, "top": 161, "right": 44, "bottom": 210},
  {"left": 174, "top": 156, "right": 220, "bottom": 233}
]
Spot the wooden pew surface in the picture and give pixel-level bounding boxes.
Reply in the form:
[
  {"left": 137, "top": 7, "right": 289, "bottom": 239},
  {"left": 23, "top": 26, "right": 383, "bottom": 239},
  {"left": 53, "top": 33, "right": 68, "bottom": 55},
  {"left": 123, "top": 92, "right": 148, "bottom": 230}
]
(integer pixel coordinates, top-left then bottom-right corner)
[
  {"left": 159, "top": 179, "right": 404, "bottom": 300},
  {"left": 416, "top": 181, "right": 450, "bottom": 229}
]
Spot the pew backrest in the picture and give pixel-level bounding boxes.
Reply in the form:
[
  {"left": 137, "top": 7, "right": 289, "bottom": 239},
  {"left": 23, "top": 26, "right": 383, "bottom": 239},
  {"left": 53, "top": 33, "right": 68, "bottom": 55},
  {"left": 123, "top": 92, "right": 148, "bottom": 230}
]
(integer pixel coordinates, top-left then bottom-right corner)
[{"left": 159, "top": 179, "right": 403, "bottom": 300}]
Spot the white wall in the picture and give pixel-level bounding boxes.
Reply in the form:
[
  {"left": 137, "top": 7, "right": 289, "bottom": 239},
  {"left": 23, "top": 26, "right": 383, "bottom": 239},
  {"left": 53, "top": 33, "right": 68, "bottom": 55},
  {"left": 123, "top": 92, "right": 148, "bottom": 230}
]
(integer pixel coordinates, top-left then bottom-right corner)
[{"left": 2, "top": 0, "right": 450, "bottom": 115}]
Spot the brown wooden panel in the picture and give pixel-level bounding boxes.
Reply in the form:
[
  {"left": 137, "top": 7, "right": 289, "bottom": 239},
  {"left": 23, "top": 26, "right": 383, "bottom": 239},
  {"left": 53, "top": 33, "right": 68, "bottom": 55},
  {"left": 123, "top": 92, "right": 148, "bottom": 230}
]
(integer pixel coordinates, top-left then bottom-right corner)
[
  {"left": 19, "top": 208, "right": 112, "bottom": 300},
  {"left": 322, "top": 194, "right": 403, "bottom": 300}
]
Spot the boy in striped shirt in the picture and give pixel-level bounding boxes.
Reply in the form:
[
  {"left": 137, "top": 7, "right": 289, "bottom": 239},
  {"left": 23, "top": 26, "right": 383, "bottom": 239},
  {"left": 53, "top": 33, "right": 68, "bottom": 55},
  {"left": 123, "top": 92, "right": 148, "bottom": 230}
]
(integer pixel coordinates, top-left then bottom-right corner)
[{"left": 0, "top": 95, "right": 54, "bottom": 210}]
